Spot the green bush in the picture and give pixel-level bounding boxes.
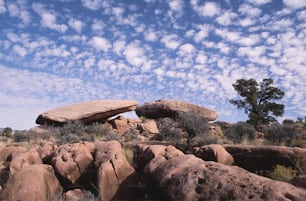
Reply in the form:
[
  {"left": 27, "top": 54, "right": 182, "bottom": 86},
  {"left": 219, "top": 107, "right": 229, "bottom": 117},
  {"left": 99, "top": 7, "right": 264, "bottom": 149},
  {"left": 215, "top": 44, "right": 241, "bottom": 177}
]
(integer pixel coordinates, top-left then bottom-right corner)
[
  {"left": 224, "top": 122, "right": 256, "bottom": 144},
  {"left": 14, "top": 130, "right": 30, "bottom": 142},
  {"left": 157, "top": 117, "right": 183, "bottom": 142},
  {"left": 264, "top": 123, "right": 299, "bottom": 146},
  {"left": 267, "top": 164, "right": 298, "bottom": 182}
]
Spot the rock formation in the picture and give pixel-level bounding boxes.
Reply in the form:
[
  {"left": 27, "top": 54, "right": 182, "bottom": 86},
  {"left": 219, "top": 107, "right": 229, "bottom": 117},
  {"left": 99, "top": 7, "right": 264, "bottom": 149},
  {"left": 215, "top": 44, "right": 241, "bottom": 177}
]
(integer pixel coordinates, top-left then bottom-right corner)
[
  {"left": 136, "top": 99, "right": 218, "bottom": 121},
  {"left": 191, "top": 144, "right": 234, "bottom": 165},
  {"left": 51, "top": 142, "right": 95, "bottom": 184},
  {"left": 36, "top": 100, "right": 138, "bottom": 126},
  {"left": 0, "top": 164, "right": 62, "bottom": 201},
  {"left": 224, "top": 145, "right": 306, "bottom": 174},
  {"left": 95, "top": 141, "right": 135, "bottom": 201},
  {"left": 136, "top": 144, "right": 306, "bottom": 201}
]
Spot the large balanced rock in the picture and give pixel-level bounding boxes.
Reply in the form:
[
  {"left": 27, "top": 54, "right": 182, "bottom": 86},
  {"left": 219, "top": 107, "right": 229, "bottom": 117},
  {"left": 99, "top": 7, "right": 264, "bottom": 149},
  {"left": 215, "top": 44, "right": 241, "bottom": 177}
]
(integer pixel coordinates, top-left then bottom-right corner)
[
  {"left": 136, "top": 99, "right": 218, "bottom": 121},
  {"left": 95, "top": 141, "right": 135, "bottom": 201},
  {"left": 224, "top": 145, "right": 306, "bottom": 174},
  {"left": 36, "top": 100, "right": 138, "bottom": 126},
  {"left": 136, "top": 144, "right": 306, "bottom": 201},
  {"left": 0, "top": 164, "right": 62, "bottom": 201}
]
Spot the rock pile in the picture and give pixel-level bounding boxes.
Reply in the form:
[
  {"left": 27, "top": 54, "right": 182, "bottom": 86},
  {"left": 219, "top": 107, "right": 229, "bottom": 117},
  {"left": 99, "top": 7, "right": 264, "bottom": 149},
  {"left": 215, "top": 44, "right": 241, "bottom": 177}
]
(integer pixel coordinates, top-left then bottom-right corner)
[{"left": 1, "top": 141, "right": 306, "bottom": 200}]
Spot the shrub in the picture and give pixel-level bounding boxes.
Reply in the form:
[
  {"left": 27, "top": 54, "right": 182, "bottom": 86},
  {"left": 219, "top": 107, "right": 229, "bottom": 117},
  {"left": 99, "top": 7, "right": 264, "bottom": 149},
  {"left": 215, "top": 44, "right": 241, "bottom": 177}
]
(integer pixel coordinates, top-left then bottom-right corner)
[
  {"left": 224, "top": 122, "right": 256, "bottom": 144},
  {"left": 1, "top": 127, "right": 13, "bottom": 137},
  {"left": 157, "top": 117, "right": 183, "bottom": 142},
  {"left": 14, "top": 130, "right": 30, "bottom": 142},
  {"left": 267, "top": 164, "right": 298, "bottom": 182},
  {"left": 264, "top": 123, "right": 299, "bottom": 146},
  {"left": 177, "top": 111, "right": 210, "bottom": 140}
]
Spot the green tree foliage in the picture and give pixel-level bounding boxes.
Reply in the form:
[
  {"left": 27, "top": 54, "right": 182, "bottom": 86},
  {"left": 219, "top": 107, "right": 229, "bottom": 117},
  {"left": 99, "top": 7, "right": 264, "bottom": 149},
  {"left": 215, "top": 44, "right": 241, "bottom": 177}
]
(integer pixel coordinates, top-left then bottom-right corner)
[{"left": 230, "top": 78, "right": 285, "bottom": 127}]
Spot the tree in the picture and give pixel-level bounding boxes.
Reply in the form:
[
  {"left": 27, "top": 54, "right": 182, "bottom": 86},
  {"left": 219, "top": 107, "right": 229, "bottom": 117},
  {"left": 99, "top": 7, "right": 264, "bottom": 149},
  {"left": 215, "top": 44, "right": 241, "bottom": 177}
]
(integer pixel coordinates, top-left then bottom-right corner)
[{"left": 230, "top": 78, "right": 285, "bottom": 128}]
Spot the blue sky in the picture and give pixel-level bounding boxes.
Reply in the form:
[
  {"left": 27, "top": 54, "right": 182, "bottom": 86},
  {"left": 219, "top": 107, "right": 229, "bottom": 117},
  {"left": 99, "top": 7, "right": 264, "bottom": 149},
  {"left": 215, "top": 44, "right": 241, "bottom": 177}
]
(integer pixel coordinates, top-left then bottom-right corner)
[{"left": 0, "top": 0, "right": 305, "bottom": 129}]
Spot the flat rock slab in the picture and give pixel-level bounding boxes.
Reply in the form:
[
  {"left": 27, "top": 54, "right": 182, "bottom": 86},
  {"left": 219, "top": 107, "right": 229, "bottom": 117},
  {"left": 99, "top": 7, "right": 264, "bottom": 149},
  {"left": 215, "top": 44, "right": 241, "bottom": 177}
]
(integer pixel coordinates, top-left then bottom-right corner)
[
  {"left": 36, "top": 100, "right": 138, "bottom": 126},
  {"left": 136, "top": 99, "right": 218, "bottom": 121}
]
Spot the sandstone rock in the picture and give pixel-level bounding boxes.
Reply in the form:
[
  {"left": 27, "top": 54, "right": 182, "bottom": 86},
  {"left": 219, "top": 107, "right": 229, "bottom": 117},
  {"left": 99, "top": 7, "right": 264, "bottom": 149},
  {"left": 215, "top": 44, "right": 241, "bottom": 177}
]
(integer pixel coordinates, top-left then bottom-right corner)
[
  {"left": 110, "top": 116, "right": 129, "bottom": 134},
  {"left": 138, "top": 145, "right": 306, "bottom": 201},
  {"left": 95, "top": 141, "right": 135, "bottom": 201},
  {"left": 9, "top": 148, "right": 42, "bottom": 175},
  {"left": 36, "top": 100, "right": 138, "bottom": 126},
  {"left": 224, "top": 145, "right": 306, "bottom": 174},
  {"left": 136, "top": 99, "right": 218, "bottom": 121},
  {"left": 138, "top": 119, "right": 159, "bottom": 135},
  {"left": 0, "top": 164, "right": 62, "bottom": 201},
  {"left": 52, "top": 142, "right": 94, "bottom": 184},
  {"left": 192, "top": 144, "right": 234, "bottom": 165},
  {"left": 38, "top": 141, "right": 58, "bottom": 162},
  {"left": 290, "top": 175, "right": 306, "bottom": 189}
]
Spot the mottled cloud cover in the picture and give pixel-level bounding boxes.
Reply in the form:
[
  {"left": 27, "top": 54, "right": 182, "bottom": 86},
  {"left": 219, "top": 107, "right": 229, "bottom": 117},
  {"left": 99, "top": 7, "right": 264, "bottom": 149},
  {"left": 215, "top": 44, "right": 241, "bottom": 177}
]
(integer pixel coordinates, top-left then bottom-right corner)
[{"left": 0, "top": 0, "right": 305, "bottom": 129}]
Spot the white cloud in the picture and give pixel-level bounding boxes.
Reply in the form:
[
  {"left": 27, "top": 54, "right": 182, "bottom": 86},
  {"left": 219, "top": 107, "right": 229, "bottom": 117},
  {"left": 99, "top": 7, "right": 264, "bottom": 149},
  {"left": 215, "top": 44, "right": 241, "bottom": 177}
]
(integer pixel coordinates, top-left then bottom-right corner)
[
  {"left": 191, "top": 1, "right": 221, "bottom": 17},
  {"left": 238, "top": 4, "right": 262, "bottom": 17},
  {"left": 113, "top": 40, "right": 126, "bottom": 55},
  {"left": 0, "top": 0, "right": 6, "bottom": 14},
  {"left": 283, "top": 0, "right": 306, "bottom": 9},
  {"left": 13, "top": 45, "right": 27, "bottom": 57},
  {"left": 194, "top": 25, "right": 210, "bottom": 42},
  {"left": 179, "top": 43, "right": 195, "bottom": 54},
  {"left": 7, "top": 2, "right": 31, "bottom": 24},
  {"left": 89, "top": 36, "right": 112, "bottom": 52},
  {"left": 81, "top": 0, "right": 102, "bottom": 10},
  {"left": 239, "top": 18, "right": 256, "bottom": 27},
  {"left": 68, "top": 18, "right": 84, "bottom": 33},
  {"left": 217, "top": 12, "right": 237, "bottom": 26},
  {"left": 144, "top": 30, "right": 158, "bottom": 41},
  {"left": 32, "top": 3, "right": 68, "bottom": 32},
  {"left": 298, "top": 10, "right": 306, "bottom": 20},
  {"left": 238, "top": 34, "right": 260, "bottom": 46},
  {"left": 84, "top": 57, "right": 95, "bottom": 68},
  {"left": 246, "top": 0, "right": 272, "bottom": 5},
  {"left": 91, "top": 19, "right": 105, "bottom": 32},
  {"left": 161, "top": 34, "right": 181, "bottom": 49},
  {"left": 169, "top": 0, "right": 183, "bottom": 12},
  {"left": 123, "top": 42, "right": 146, "bottom": 66}
]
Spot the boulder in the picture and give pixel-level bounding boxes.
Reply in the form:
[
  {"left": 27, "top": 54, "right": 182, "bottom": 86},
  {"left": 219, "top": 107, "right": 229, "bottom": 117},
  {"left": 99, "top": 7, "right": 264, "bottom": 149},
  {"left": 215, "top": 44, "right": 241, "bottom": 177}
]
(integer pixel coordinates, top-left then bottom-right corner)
[
  {"left": 95, "top": 141, "right": 135, "bottom": 201},
  {"left": 110, "top": 116, "right": 129, "bottom": 134},
  {"left": 290, "top": 175, "right": 306, "bottom": 189},
  {"left": 0, "top": 164, "right": 62, "bottom": 201},
  {"left": 137, "top": 144, "right": 306, "bottom": 201},
  {"left": 9, "top": 148, "right": 42, "bottom": 175},
  {"left": 36, "top": 100, "right": 138, "bottom": 126},
  {"left": 224, "top": 145, "right": 306, "bottom": 174},
  {"left": 136, "top": 99, "right": 218, "bottom": 121},
  {"left": 51, "top": 142, "right": 95, "bottom": 184},
  {"left": 38, "top": 141, "right": 58, "bottom": 163},
  {"left": 192, "top": 144, "right": 234, "bottom": 165}
]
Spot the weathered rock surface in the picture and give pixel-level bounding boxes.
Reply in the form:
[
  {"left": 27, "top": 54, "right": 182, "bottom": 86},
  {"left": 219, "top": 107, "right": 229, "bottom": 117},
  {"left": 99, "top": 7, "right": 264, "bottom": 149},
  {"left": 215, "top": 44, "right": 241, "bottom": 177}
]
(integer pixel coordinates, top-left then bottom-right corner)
[
  {"left": 136, "top": 99, "right": 218, "bottom": 121},
  {"left": 137, "top": 144, "right": 306, "bottom": 201},
  {"left": 192, "top": 144, "right": 234, "bottom": 165},
  {"left": 0, "top": 164, "right": 62, "bottom": 201},
  {"left": 290, "top": 175, "right": 306, "bottom": 189},
  {"left": 95, "top": 141, "right": 135, "bottom": 201},
  {"left": 52, "top": 142, "right": 95, "bottom": 184},
  {"left": 9, "top": 148, "right": 42, "bottom": 175},
  {"left": 224, "top": 145, "right": 306, "bottom": 174},
  {"left": 36, "top": 100, "right": 138, "bottom": 126}
]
